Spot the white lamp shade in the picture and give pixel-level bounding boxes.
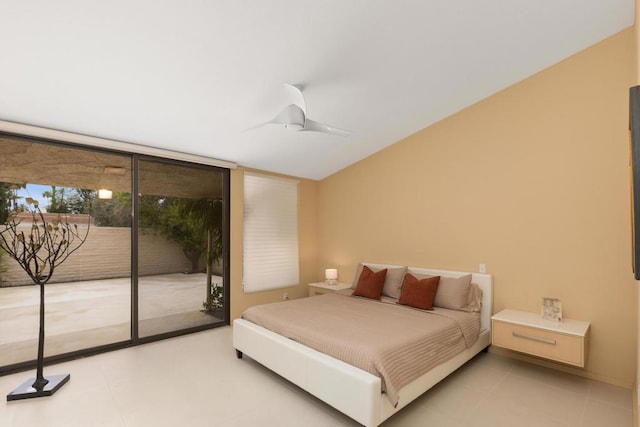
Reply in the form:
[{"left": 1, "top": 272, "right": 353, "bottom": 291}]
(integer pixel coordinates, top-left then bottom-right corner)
[{"left": 325, "top": 269, "right": 338, "bottom": 280}]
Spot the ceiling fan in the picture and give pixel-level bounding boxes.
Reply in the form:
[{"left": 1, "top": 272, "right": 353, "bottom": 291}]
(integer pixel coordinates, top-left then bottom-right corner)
[{"left": 249, "top": 84, "right": 351, "bottom": 137}]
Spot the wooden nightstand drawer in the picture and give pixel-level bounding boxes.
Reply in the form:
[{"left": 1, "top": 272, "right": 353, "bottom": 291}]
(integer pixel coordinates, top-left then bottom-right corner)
[
  {"left": 491, "top": 309, "right": 589, "bottom": 368},
  {"left": 492, "top": 320, "right": 584, "bottom": 366},
  {"left": 309, "top": 287, "right": 332, "bottom": 297}
]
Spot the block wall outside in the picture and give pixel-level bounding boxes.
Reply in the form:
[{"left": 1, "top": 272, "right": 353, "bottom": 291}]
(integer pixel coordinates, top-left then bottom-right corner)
[{"left": 0, "top": 226, "right": 192, "bottom": 286}]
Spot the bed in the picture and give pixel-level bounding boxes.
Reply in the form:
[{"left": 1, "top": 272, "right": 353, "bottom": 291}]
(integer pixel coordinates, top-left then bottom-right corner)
[{"left": 233, "top": 264, "right": 493, "bottom": 427}]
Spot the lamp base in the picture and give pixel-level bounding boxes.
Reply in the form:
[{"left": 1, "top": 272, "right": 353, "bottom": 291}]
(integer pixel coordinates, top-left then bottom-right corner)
[{"left": 7, "top": 374, "right": 70, "bottom": 401}]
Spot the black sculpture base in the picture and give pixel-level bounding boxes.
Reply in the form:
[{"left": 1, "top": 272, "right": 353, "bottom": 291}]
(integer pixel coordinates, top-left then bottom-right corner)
[{"left": 7, "top": 374, "right": 70, "bottom": 401}]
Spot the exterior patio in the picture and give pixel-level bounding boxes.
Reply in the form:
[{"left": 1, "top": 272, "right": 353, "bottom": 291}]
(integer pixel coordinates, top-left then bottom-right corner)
[{"left": 0, "top": 272, "right": 223, "bottom": 367}]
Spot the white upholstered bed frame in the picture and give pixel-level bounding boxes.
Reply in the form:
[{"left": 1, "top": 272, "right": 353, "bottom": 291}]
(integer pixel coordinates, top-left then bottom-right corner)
[{"left": 233, "top": 266, "right": 493, "bottom": 427}]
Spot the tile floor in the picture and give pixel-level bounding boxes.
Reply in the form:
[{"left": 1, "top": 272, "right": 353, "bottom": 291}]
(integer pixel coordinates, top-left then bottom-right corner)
[{"left": 0, "top": 326, "right": 633, "bottom": 427}]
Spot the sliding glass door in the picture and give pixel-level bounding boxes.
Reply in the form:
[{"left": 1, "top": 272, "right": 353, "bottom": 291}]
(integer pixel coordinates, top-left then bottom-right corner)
[
  {"left": 137, "top": 158, "right": 226, "bottom": 338},
  {"left": 0, "top": 134, "right": 229, "bottom": 373}
]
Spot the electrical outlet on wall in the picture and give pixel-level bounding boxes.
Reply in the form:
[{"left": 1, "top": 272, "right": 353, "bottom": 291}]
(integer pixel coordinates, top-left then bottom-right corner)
[{"left": 479, "top": 263, "right": 486, "bottom": 273}]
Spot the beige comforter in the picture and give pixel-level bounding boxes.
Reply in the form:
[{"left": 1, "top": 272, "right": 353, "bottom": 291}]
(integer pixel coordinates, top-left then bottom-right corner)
[{"left": 241, "top": 293, "right": 480, "bottom": 406}]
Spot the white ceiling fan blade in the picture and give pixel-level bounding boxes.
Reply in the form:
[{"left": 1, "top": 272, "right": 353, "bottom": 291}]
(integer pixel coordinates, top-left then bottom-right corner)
[
  {"left": 302, "top": 118, "right": 351, "bottom": 137},
  {"left": 246, "top": 121, "right": 269, "bottom": 131},
  {"left": 284, "top": 83, "right": 306, "bottom": 115}
]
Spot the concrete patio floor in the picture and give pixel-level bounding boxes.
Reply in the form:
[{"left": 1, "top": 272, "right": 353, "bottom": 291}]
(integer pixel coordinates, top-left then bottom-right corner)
[{"left": 0, "top": 273, "right": 224, "bottom": 367}]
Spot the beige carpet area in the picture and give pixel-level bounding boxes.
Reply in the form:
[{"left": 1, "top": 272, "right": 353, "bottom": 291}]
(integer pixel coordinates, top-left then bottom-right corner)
[{"left": 0, "top": 273, "right": 223, "bottom": 366}]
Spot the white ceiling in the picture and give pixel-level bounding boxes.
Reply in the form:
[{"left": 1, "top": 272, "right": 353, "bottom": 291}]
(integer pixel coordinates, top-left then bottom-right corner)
[{"left": 0, "top": 1, "right": 634, "bottom": 180}]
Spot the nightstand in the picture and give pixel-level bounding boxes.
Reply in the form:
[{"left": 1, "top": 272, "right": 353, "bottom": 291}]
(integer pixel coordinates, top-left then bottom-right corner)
[
  {"left": 491, "top": 309, "right": 590, "bottom": 367},
  {"left": 308, "top": 282, "right": 351, "bottom": 297}
]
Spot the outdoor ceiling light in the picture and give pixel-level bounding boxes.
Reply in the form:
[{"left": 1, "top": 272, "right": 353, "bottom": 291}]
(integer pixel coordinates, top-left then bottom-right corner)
[{"left": 97, "top": 189, "right": 113, "bottom": 199}]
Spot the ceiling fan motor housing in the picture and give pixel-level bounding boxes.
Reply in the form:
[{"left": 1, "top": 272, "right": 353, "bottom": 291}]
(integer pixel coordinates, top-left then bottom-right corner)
[{"left": 281, "top": 104, "right": 305, "bottom": 130}]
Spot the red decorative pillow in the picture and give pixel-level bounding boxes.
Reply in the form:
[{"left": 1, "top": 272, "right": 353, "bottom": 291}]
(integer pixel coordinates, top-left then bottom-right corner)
[
  {"left": 352, "top": 266, "right": 387, "bottom": 300},
  {"left": 398, "top": 274, "right": 440, "bottom": 310}
]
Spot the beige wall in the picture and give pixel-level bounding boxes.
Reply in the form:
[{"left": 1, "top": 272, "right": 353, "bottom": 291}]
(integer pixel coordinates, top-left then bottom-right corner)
[
  {"left": 229, "top": 168, "right": 319, "bottom": 320},
  {"left": 317, "top": 29, "right": 637, "bottom": 387}
]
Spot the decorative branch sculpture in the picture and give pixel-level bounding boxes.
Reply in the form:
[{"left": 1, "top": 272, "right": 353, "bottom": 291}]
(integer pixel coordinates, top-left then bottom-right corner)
[{"left": 1, "top": 198, "right": 90, "bottom": 401}]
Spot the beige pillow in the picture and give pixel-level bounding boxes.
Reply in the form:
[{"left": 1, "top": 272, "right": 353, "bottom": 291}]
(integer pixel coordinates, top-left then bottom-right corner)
[
  {"left": 433, "top": 274, "right": 472, "bottom": 311},
  {"left": 350, "top": 263, "right": 407, "bottom": 299},
  {"left": 464, "top": 282, "right": 483, "bottom": 313},
  {"left": 350, "top": 263, "right": 365, "bottom": 289}
]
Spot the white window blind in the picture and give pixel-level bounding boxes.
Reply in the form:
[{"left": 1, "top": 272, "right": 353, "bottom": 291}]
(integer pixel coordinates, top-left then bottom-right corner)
[{"left": 243, "top": 172, "right": 299, "bottom": 293}]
